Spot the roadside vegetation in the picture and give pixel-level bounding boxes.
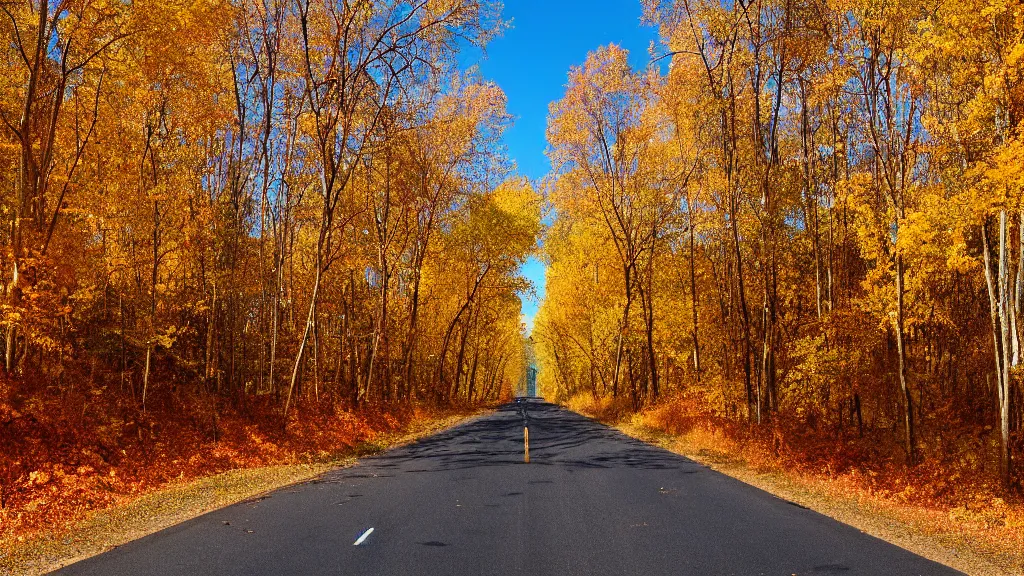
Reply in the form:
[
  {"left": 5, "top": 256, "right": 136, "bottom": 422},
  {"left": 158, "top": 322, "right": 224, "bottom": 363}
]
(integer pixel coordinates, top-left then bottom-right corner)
[
  {"left": 1, "top": 407, "right": 482, "bottom": 576},
  {"left": 0, "top": 0, "right": 537, "bottom": 556},
  {"left": 538, "top": 0, "right": 1024, "bottom": 571},
  {"left": 569, "top": 393, "right": 1023, "bottom": 575}
]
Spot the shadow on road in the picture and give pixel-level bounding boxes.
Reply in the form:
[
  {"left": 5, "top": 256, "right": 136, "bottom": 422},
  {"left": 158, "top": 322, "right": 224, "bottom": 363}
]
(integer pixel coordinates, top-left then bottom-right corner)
[{"left": 323, "top": 401, "right": 696, "bottom": 480}]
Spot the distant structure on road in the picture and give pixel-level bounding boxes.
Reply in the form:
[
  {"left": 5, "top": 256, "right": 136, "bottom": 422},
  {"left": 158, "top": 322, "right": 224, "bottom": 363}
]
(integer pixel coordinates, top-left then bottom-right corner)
[
  {"left": 518, "top": 336, "right": 539, "bottom": 397},
  {"left": 522, "top": 364, "right": 537, "bottom": 397}
]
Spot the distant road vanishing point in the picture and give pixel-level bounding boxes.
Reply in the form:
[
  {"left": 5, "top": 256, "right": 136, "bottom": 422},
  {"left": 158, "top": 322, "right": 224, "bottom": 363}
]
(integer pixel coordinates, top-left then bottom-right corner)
[{"left": 54, "top": 400, "right": 960, "bottom": 576}]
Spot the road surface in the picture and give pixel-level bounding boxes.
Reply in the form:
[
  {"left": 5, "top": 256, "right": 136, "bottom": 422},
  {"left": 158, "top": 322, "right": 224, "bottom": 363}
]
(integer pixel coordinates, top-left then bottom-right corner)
[{"left": 55, "top": 400, "right": 960, "bottom": 575}]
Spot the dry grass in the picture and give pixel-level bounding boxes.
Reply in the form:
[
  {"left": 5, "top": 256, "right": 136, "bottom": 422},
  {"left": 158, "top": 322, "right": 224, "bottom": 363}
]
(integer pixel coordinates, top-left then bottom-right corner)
[
  {"left": 0, "top": 410, "right": 483, "bottom": 576},
  {"left": 568, "top": 393, "right": 1024, "bottom": 576}
]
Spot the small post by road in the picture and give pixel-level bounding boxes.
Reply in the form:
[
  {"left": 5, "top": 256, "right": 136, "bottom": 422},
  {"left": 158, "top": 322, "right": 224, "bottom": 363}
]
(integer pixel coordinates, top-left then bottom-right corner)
[{"left": 524, "top": 425, "right": 530, "bottom": 463}]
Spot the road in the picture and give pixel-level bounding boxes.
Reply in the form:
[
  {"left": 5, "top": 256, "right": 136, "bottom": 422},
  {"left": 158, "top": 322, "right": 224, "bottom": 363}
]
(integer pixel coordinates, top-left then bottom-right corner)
[{"left": 55, "top": 400, "right": 960, "bottom": 575}]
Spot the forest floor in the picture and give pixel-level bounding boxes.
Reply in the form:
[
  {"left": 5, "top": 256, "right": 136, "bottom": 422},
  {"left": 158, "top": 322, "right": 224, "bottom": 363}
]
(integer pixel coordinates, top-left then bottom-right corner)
[
  {"left": 568, "top": 395, "right": 1024, "bottom": 576},
  {"left": 0, "top": 402, "right": 486, "bottom": 576}
]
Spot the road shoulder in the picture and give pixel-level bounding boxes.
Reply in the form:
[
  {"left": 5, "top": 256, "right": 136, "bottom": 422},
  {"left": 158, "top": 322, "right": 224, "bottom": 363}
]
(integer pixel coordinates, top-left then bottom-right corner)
[
  {"left": 1, "top": 411, "right": 485, "bottom": 576},
  {"left": 599, "top": 416, "right": 1019, "bottom": 576}
]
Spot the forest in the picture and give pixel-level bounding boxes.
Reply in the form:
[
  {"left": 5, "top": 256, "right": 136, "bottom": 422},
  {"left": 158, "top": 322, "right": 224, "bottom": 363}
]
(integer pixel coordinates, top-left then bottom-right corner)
[
  {"left": 5, "top": 0, "right": 1024, "bottom": 556},
  {"left": 0, "top": 0, "right": 540, "bottom": 536},
  {"left": 536, "top": 0, "right": 1024, "bottom": 497}
]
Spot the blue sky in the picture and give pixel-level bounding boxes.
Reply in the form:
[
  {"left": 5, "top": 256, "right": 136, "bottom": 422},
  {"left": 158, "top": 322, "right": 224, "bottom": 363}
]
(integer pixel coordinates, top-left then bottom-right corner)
[{"left": 467, "top": 0, "right": 659, "bottom": 333}]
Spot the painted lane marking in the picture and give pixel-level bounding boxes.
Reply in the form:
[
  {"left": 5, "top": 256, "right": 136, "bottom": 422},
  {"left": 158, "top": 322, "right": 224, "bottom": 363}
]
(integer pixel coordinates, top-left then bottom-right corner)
[
  {"left": 524, "top": 426, "right": 530, "bottom": 463},
  {"left": 353, "top": 527, "right": 374, "bottom": 546}
]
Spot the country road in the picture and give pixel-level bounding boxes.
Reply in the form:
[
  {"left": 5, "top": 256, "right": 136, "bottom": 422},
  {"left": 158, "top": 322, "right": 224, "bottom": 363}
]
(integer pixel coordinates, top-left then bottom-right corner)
[{"left": 54, "top": 400, "right": 960, "bottom": 576}]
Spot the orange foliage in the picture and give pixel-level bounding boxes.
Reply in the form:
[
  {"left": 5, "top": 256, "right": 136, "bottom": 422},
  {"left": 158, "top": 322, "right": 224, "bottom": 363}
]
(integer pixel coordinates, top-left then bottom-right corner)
[
  {"left": 586, "top": 391, "right": 1024, "bottom": 531},
  {"left": 0, "top": 373, "right": 457, "bottom": 541}
]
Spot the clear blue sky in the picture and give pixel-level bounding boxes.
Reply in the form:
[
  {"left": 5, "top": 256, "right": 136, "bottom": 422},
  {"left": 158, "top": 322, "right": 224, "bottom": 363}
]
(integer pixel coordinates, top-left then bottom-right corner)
[{"left": 467, "top": 0, "right": 658, "bottom": 333}]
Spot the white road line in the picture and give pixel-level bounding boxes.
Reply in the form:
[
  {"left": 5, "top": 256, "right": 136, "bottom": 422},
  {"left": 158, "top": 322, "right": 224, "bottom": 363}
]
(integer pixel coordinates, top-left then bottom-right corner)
[{"left": 353, "top": 527, "right": 374, "bottom": 546}]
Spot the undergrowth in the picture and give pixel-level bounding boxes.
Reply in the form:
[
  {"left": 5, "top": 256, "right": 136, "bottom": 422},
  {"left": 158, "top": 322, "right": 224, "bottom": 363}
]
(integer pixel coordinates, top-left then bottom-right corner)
[
  {"left": 0, "top": 373, "right": 477, "bottom": 543},
  {"left": 567, "top": 391, "right": 1024, "bottom": 533}
]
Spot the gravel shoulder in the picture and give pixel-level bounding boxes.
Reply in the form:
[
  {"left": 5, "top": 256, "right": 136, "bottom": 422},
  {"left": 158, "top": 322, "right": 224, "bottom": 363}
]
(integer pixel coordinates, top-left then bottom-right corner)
[
  {"left": 0, "top": 411, "right": 484, "bottom": 576},
  {"left": 611, "top": 419, "right": 1022, "bottom": 576}
]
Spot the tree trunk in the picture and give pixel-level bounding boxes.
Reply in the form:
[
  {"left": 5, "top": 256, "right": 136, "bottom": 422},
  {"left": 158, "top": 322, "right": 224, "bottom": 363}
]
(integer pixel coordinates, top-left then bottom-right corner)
[
  {"left": 612, "top": 265, "right": 633, "bottom": 398},
  {"left": 284, "top": 257, "right": 321, "bottom": 420},
  {"left": 688, "top": 195, "right": 701, "bottom": 382},
  {"left": 983, "top": 213, "right": 1015, "bottom": 487},
  {"left": 895, "top": 253, "right": 916, "bottom": 464}
]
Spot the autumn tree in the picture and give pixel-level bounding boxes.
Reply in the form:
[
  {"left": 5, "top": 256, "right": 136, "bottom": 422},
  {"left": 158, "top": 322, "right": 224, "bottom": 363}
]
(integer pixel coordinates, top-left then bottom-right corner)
[{"left": 539, "top": 0, "right": 1024, "bottom": 491}]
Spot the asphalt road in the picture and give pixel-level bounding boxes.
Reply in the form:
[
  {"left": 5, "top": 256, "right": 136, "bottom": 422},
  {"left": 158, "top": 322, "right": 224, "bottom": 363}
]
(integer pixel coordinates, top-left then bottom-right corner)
[{"left": 54, "top": 400, "right": 960, "bottom": 575}]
